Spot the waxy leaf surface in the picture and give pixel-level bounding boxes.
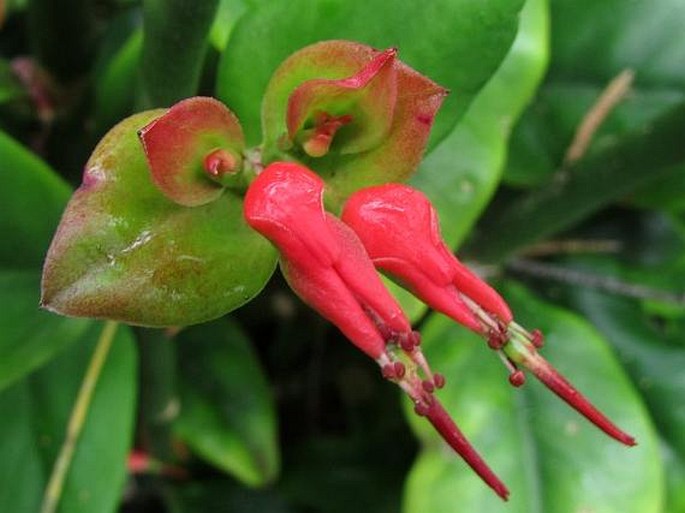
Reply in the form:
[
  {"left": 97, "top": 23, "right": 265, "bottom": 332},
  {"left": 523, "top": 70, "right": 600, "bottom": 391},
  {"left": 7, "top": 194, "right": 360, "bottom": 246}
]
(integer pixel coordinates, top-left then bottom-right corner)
[
  {"left": 42, "top": 111, "right": 276, "bottom": 327},
  {"left": 174, "top": 319, "right": 280, "bottom": 487},
  {"left": 0, "top": 323, "right": 137, "bottom": 513}
]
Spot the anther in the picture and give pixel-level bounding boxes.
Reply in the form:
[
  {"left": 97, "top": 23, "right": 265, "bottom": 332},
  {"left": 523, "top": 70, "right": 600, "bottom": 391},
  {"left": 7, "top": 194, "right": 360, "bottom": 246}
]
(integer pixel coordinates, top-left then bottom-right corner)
[
  {"left": 393, "top": 361, "right": 406, "bottom": 379},
  {"left": 508, "top": 370, "right": 526, "bottom": 387},
  {"left": 382, "top": 363, "right": 396, "bottom": 380},
  {"left": 399, "top": 333, "right": 415, "bottom": 352},
  {"left": 422, "top": 379, "right": 435, "bottom": 393},
  {"left": 487, "top": 331, "right": 505, "bottom": 350},
  {"left": 414, "top": 402, "right": 430, "bottom": 417},
  {"left": 411, "top": 331, "right": 422, "bottom": 346},
  {"left": 433, "top": 373, "right": 446, "bottom": 389},
  {"left": 531, "top": 329, "right": 544, "bottom": 348}
]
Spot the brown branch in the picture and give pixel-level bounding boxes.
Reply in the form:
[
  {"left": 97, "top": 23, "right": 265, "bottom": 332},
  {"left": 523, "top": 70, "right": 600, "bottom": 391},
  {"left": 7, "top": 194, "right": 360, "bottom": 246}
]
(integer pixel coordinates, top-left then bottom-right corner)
[
  {"left": 507, "top": 258, "right": 685, "bottom": 306},
  {"left": 563, "top": 69, "right": 635, "bottom": 166}
]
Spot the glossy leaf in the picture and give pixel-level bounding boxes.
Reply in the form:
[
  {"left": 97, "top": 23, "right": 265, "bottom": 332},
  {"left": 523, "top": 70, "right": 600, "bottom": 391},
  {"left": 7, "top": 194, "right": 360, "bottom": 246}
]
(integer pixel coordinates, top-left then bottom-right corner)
[
  {"left": 386, "top": 0, "right": 549, "bottom": 320},
  {"left": 474, "top": 102, "right": 685, "bottom": 263},
  {"left": 209, "top": 0, "right": 249, "bottom": 51},
  {"left": 403, "top": 282, "right": 662, "bottom": 512},
  {"left": 566, "top": 285, "right": 685, "bottom": 455},
  {"left": 411, "top": 0, "right": 549, "bottom": 249},
  {"left": 139, "top": 0, "right": 219, "bottom": 107},
  {"left": 0, "top": 323, "right": 137, "bottom": 513},
  {"left": 503, "top": 0, "right": 685, "bottom": 208},
  {"left": 139, "top": 97, "right": 246, "bottom": 206},
  {"left": 217, "top": 0, "right": 524, "bottom": 149},
  {"left": 174, "top": 319, "right": 280, "bottom": 487},
  {"left": 0, "top": 271, "right": 92, "bottom": 392},
  {"left": 94, "top": 28, "right": 142, "bottom": 134},
  {"left": 41, "top": 110, "right": 277, "bottom": 327},
  {"left": 0, "top": 128, "right": 71, "bottom": 268}
]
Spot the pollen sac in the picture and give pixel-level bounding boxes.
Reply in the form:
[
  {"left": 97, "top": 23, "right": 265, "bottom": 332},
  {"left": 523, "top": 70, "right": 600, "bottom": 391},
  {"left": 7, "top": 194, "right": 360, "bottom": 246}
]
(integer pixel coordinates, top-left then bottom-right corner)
[
  {"left": 139, "top": 96, "right": 246, "bottom": 207},
  {"left": 261, "top": 41, "right": 448, "bottom": 208}
]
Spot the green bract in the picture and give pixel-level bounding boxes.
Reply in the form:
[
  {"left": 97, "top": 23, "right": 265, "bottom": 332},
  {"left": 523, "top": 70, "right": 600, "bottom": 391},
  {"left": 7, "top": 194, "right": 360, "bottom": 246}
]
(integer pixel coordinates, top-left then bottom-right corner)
[
  {"left": 41, "top": 111, "right": 277, "bottom": 327},
  {"left": 261, "top": 40, "right": 447, "bottom": 210}
]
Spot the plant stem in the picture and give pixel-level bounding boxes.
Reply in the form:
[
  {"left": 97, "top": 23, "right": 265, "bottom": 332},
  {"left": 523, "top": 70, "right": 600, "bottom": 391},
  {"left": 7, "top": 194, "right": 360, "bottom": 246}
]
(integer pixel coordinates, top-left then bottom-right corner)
[{"left": 40, "top": 321, "right": 119, "bottom": 513}]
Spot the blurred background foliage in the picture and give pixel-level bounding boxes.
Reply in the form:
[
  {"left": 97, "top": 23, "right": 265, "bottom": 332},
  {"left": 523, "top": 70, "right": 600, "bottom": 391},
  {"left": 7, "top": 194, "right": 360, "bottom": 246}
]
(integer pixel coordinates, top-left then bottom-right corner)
[{"left": 1, "top": 0, "right": 684, "bottom": 512}]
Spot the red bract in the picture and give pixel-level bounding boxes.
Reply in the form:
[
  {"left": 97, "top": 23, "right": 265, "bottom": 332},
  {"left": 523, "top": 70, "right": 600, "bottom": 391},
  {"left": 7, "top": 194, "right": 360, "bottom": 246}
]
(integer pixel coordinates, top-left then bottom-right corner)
[
  {"left": 342, "top": 183, "right": 636, "bottom": 447},
  {"left": 139, "top": 97, "right": 246, "bottom": 206},
  {"left": 244, "top": 162, "right": 509, "bottom": 500}
]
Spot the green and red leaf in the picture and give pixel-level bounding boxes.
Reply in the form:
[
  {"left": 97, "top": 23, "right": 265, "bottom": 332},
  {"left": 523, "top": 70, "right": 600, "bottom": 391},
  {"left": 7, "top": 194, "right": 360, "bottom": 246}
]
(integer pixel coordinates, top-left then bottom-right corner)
[
  {"left": 41, "top": 110, "right": 276, "bottom": 327},
  {"left": 139, "top": 96, "right": 246, "bottom": 207}
]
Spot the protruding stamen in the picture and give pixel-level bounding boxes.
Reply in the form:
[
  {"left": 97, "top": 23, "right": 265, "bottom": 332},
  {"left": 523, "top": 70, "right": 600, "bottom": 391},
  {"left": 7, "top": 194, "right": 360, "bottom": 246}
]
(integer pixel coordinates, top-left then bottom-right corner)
[
  {"left": 203, "top": 148, "right": 238, "bottom": 179},
  {"left": 507, "top": 339, "right": 636, "bottom": 446},
  {"left": 433, "top": 373, "right": 446, "bottom": 389},
  {"left": 496, "top": 350, "right": 526, "bottom": 388}
]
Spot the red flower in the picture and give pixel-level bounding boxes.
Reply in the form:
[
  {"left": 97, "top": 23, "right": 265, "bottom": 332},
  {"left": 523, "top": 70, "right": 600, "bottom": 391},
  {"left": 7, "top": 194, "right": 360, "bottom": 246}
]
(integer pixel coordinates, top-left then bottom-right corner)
[
  {"left": 342, "top": 183, "right": 636, "bottom": 447},
  {"left": 244, "top": 162, "right": 509, "bottom": 499}
]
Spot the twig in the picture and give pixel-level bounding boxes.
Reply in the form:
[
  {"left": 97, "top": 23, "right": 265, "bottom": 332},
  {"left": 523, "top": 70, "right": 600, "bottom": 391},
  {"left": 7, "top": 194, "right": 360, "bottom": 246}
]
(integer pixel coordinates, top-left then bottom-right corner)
[
  {"left": 40, "top": 321, "right": 119, "bottom": 513},
  {"left": 563, "top": 69, "right": 635, "bottom": 166},
  {"left": 520, "top": 238, "right": 622, "bottom": 258},
  {"left": 507, "top": 258, "right": 685, "bottom": 306}
]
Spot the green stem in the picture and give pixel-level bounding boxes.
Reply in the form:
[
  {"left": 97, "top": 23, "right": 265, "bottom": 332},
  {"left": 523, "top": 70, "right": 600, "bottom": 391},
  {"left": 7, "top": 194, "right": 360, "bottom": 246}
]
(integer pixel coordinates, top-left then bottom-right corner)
[{"left": 40, "top": 321, "right": 119, "bottom": 513}]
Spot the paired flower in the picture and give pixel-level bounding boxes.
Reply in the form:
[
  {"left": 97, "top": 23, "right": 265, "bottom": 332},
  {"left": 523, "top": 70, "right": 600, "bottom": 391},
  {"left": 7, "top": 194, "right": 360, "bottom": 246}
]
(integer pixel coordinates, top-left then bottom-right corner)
[
  {"left": 244, "top": 162, "right": 510, "bottom": 499},
  {"left": 342, "top": 184, "right": 637, "bottom": 447}
]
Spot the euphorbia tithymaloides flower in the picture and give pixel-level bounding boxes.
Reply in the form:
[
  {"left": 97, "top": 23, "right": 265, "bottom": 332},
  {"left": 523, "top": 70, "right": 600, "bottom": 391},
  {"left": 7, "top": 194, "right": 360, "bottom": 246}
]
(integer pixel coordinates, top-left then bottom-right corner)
[
  {"left": 244, "top": 162, "right": 510, "bottom": 500},
  {"left": 342, "top": 183, "right": 636, "bottom": 447}
]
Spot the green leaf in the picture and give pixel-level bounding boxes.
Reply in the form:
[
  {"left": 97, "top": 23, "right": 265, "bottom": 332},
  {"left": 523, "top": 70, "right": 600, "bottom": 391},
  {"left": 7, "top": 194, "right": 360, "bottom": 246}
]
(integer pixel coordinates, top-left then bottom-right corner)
[
  {"left": 94, "top": 28, "right": 143, "bottom": 134},
  {"left": 404, "top": 282, "right": 663, "bottom": 512},
  {"left": 503, "top": 0, "right": 685, "bottom": 205},
  {"left": 0, "top": 271, "right": 92, "bottom": 392},
  {"left": 209, "top": 0, "right": 248, "bottom": 51},
  {"left": 217, "top": 0, "right": 524, "bottom": 147},
  {"left": 474, "top": 102, "right": 685, "bottom": 263},
  {"left": 562, "top": 276, "right": 685, "bottom": 455},
  {"left": 139, "top": 0, "right": 219, "bottom": 108},
  {"left": 412, "top": 0, "right": 549, "bottom": 249},
  {"left": 174, "top": 318, "right": 280, "bottom": 487},
  {"left": 0, "top": 323, "right": 137, "bottom": 513},
  {"left": 41, "top": 110, "right": 277, "bottom": 327},
  {"left": 0, "top": 128, "right": 71, "bottom": 269},
  {"left": 387, "top": 0, "right": 549, "bottom": 320}
]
